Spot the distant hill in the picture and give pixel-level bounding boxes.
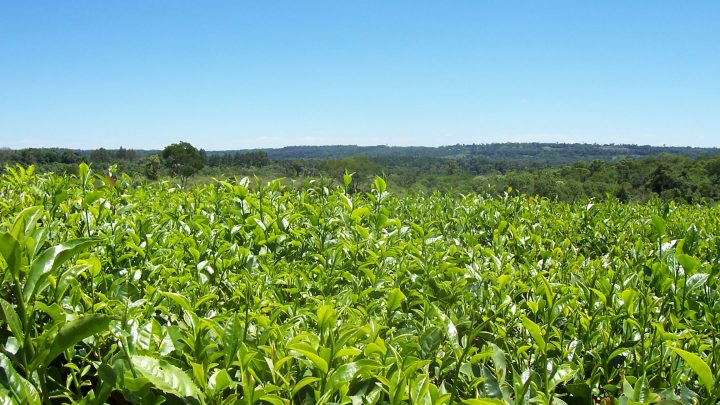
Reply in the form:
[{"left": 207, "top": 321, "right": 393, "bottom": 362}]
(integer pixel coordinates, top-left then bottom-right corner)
[
  {"left": 3, "top": 143, "right": 718, "bottom": 168},
  {"left": 213, "top": 143, "right": 719, "bottom": 166}
]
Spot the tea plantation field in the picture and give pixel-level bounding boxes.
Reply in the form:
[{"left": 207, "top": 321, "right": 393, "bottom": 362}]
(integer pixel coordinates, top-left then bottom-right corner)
[{"left": 0, "top": 165, "right": 718, "bottom": 404}]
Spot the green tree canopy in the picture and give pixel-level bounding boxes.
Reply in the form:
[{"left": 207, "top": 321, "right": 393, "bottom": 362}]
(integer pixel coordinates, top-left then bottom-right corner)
[{"left": 161, "top": 141, "right": 204, "bottom": 186}]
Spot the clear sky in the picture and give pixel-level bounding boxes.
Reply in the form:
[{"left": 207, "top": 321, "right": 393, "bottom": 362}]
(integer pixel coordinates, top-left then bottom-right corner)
[{"left": 1, "top": 1, "right": 718, "bottom": 150}]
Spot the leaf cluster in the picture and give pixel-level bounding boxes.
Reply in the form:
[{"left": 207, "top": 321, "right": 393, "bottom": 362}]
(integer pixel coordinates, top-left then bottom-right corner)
[{"left": 0, "top": 166, "right": 718, "bottom": 404}]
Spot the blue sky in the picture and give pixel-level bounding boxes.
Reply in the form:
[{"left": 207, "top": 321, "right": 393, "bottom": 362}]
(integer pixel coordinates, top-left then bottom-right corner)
[{"left": 1, "top": 1, "right": 718, "bottom": 150}]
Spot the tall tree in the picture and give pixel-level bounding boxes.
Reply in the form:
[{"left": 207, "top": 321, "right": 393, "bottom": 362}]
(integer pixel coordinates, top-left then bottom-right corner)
[{"left": 161, "top": 141, "right": 204, "bottom": 187}]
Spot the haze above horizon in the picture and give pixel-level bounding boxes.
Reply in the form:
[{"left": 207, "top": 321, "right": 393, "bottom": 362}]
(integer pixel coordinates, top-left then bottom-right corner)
[{"left": 1, "top": 1, "right": 719, "bottom": 150}]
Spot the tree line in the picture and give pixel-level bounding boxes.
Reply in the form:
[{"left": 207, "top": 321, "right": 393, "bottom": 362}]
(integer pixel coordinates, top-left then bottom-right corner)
[{"left": 2, "top": 143, "right": 720, "bottom": 203}]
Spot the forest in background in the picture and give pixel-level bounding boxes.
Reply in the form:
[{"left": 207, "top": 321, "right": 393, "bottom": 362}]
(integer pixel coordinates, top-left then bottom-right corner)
[{"left": 2, "top": 143, "right": 720, "bottom": 203}]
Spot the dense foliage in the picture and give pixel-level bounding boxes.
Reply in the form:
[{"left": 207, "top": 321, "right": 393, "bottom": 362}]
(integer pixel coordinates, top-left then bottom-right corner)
[
  {"left": 3, "top": 143, "right": 718, "bottom": 167},
  {"left": 2, "top": 144, "right": 720, "bottom": 202},
  {"left": 235, "top": 144, "right": 719, "bottom": 164},
  {"left": 0, "top": 165, "right": 718, "bottom": 404},
  {"left": 161, "top": 142, "right": 206, "bottom": 187},
  {"left": 3, "top": 144, "right": 720, "bottom": 202}
]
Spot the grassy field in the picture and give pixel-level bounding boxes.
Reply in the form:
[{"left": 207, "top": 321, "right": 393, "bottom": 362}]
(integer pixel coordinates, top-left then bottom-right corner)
[{"left": 0, "top": 164, "right": 718, "bottom": 404}]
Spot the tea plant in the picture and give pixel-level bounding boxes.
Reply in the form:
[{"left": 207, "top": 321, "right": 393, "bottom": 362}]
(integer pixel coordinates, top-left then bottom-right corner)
[{"left": 0, "top": 164, "right": 718, "bottom": 404}]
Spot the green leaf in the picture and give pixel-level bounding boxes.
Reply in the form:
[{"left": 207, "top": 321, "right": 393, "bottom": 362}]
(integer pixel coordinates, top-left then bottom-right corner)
[
  {"left": 364, "top": 338, "right": 386, "bottom": 357},
  {"left": 434, "top": 305, "right": 459, "bottom": 352},
  {"left": 409, "top": 374, "right": 432, "bottom": 405},
  {"left": 92, "top": 362, "right": 119, "bottom": 405},
  {"left": 258, "top": 394, "right": 284, "bottom": 405},
  {"left": 622, "top": 378, "right": 635, "bottom": 399},
  {"left": 430, "top": 384, "right": 451, "bottom": 405},
  {"left": 121, "top": 375, "right": 153, "bottom": 397},
  {"left": 666, "top": 345, "right": 714, "bottom": 394},
  {"left": 78, "top": 162, "right": 90, "bottom": 184},
  {"left": 480, "top": 366, "right": 503, "bottom": 398},
  {"left": 420, "top": 327, "right": 443, "bottom": 354},
  {"left": 252, "top": 216, "right": 267, "bottom": 231},
  {"left": 549, "top": 363, "right": 575, "bottom": 390},
  {"left": 326, "top": 359, "right": 375, "bottom": 393},
  {"left": 386, "top": 288, "right": 406, "bottom": 312},
  {"left": 291, "top": 376, "right": 320, "bottom": 396},
  {"left": 591, "top": 288, "right": 607, "bottom": 306},
  {"left": 208, "top": 369, "right": 233, "bottom": 393},
  {"left": 462, "top": 399, "right": 507, "bottom": 405},
  {"left": 223, "top": 315, "right": 242, "bottom": 368},
  {"left": 55, "top": 263, "right": 92, "bottom": 302},
  {"left": 521, "top": 317, "right": 546, "bottom": 352},
  {"left": 0, "top": 298, "right": 23, "bottom": 342},
  {"left": 565, "top": 382, "right": 592, "bottom": 402},
  {"left": 351, "top": 206, "right": 370, "bottom": 221},
  {"left": 490, "top": 344, "right": 507, "bottom": 377},
  {"left": 24, "top": 238, "right": 98, "bottom": 302},
  {"left": 130, "top": 354, "right": 204, "bottom": 401},
  {"left": 32, "top": 314, "right": 113, "bottom": 369},
  {"left": 651, "top": 215, "right": 666, "bottom": 236},
  {"left": 685, "top": 273, "right": 709, "bottom": 294},
  {"left": 83, "top": 190, "right": 105, "bottom": 206},
  {"left": 10, "top": 206, "right": 43, "bottom": 241},
  {"left": 632, "top": 375, "right": 649, "bottom": 403},
  {"left": 34, "top": 302, "right": 65, "bottom": 323},
  {"left": 0, "top": 353, "right": 41, "bottom": 404},
  {"left": 0, "top": 233, "right": 21, "bottom": 278},
  {"left": 317, "top": 304, "right": 337, "bottom": 331},
  {"left": 333, "top": 347, "right": 362, "bottom": 360},
  {"left": 289, "top": 343, "right": 329, "bottom": 374},
  {"left": 676, "top": 254, "right": 700, "bottom": 274},
  {"left": 537, "top": 274, "right": 554, "bottom": 308},
  {"left": 343, "top": 170, "right": 354, "bottom": 189},
  {"left": 161, "top": 291, "right": 194, "bottom": 312},
  {"left": 374, "top": 176, "right": 387, "bottom": 194}
]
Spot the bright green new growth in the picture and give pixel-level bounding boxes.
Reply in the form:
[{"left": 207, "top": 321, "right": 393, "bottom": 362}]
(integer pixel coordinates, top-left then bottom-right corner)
[{"left": 0, "top": 165, "right": 718, "bottom": 404}]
